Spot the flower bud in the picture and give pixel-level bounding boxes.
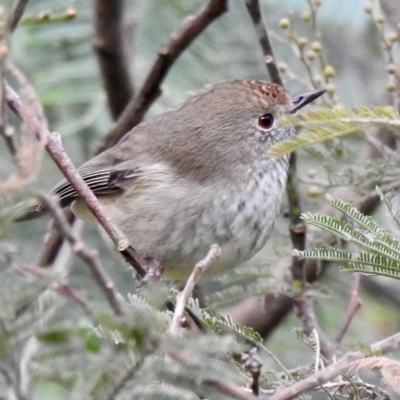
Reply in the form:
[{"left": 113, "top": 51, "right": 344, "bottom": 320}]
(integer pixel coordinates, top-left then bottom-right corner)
[
  {"left": 387, "top": 64, "right": 397, "bottom": 74},
  {"left": 326, "top": 83, "right": 335, "bottom": 94},
  {"left": 386, "top": 82, "right": 396, "bottom": 92},
  {"left": 311, "top": 41, "right": 322, "bottom": 52},
  {"left": 279, "top": 18, "right": 290, "bottom": 29},
  {"left": 324, "top": 65, "right": 335, "bottom": 78},
  {"left": 306, "top": 50, "right": 316, "bottom": 61},
  {"left": 297, "top": 37, "right": 308, "bottom": 48},
  {"left": 307, "top": 186, "right": 322, "bottom": 197},
  {"left": 363, "top": 3, "right": 373, "bottom": 14}
]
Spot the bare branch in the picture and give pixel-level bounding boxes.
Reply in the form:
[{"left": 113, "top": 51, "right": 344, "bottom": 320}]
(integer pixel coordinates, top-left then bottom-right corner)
[
  {"left": 334, "top": 273, "right": 362, "bottom": 346},
  {"left": 294, "top": 295, "right": 335, "bottom": 360},
  {"left": 4, "top": 80, "right": 148, "bottom": 279},
  {"left": 169, "top": 244, "right": 221, "bottom": 335},
  {"left": 244, "top": 0, "right": 283, "bottom": 86},
  {"left": 9, "top": 0, "right": 30, "bottom": 32},
  {"left": 40, "top": 195, "right": 124, "bottom": 315},
  {"left": 93, "top": 0, "right": 134, "bottom": 119},
  {"left": 97, "top": 0, "right": 228, "bottom": 153}
]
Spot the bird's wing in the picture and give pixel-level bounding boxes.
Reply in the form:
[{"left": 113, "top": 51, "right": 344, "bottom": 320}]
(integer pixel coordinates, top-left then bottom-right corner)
[
  {"left": 17, "top": 158, "right": 170, "bottom": 221},
  {"left": 17, "top": 124, "right": 167, "bottom": 220}
]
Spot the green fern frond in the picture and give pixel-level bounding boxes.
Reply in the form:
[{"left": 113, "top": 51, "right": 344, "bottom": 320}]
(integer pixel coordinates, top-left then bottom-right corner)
[
  {"left": 295, "top": 249, "right": 400, "bottom": 274},
  {"left": 293, "top": 247, "right": 355, "bottom": 262},
  {"left": 269, "top": 106, "right": 398, "bottom": 156},
  {"left": 327, "top": 195, "right": 400, "bottom": 252},
  {"left": 296, "top": 193, "right": 400, "bottom": 279},
  {"left": 203, "top": 308, "right": 263, "bottom": 344},
  {"left": 377, "top": 187, "right": 400, "bottom": 232},
  {"left": 301, "top": 212, "right": 400, "bottom": 262}
]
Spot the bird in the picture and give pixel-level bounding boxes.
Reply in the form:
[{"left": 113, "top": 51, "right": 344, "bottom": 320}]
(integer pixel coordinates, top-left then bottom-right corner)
[{"left": 18, "top": 80, "right": 324, "bottom": 281}]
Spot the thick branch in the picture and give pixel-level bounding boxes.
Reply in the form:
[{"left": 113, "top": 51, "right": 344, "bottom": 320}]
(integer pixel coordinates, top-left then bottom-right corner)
[
  {"left": 97, "top": 0, "right": 228, "bottom": 153},
  {"left": 94, "top": 0, "right": 134, "bottom": 119}
]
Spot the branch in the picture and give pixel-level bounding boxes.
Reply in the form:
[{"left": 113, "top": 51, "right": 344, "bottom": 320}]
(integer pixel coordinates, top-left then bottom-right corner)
[
  {"left": 97, "top": 0, "right": 228, "bottom": 153},
  {"left": 93, "top": 0, "right": 134, "bottom": 119},
  {"left": 334, "top": 273, "right": 362, "bottom": 346},
  {"left": 40, "top": 195, "right": 123, "bottom": 315},
  {"left": 244, "top": 0, "right": 283, "bottom": 86},
  {"left": 294, "top": 295, "right": 335, "bottom": 360},
  {"left": 9, "top": 0, "right": 30, "bottom": 32},
  {"left": 269, "top": 332, "right": 400, "bottom": 400},
  {"left": 169, "top": 244, "right": 221, "bottom": 335},
  {"left": 4, "top": 80, "right": 148, "bottom": 279}
]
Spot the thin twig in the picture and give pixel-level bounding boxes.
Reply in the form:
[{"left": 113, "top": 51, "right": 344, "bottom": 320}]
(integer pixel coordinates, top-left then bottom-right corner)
[
  {"left": 37, "top": 211, "right": 76, "bottom": 267},
  {"left": 9, "top": 0, "right": 30, "bottom": 32},
  {"left": 244, "top": 0, "right": 283, "bottom": 86},
  {"left": 97, "top": 0, "right": 228, "bottom": 153},
  {"left": 169, "top": 244, "right": 221, "bottom": 335},
  {"left": 269, "top": 332, "right": 400, "bottom": 400},
  {"left": 334, "top": 273, "right": 362, "bottom": 346},
  {"left": 241, "top": 348, "right": 262, "bottom": 396},
  {"left": 4, "top": 80, "right": 148, "bottom": 279},
  {"left": 294, "top": 295, "right": 335, "bottom": 360},
  {"left": 93, "top": 0, "right": 134, "bottom": 119},
  {"left": 40, "top": 195, "right": 124, "bottom": 315}
]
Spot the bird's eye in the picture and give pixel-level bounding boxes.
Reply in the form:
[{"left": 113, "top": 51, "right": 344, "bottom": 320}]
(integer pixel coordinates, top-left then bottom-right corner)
[{"left": 258, "top": 113, "right": 274, "bottom": 130}]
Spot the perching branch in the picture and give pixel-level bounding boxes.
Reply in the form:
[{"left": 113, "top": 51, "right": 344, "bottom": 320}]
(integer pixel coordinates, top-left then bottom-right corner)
[
  {"left": 97, "top": 0, "right": 228, "bottom": 153},
  {"left": 4, "top": 80, "right": 148, "bottom": 279}
]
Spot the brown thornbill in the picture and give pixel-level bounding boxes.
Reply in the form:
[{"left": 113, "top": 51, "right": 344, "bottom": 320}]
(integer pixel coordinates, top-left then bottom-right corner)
[{"left": 18, "top": 80, "right": 324, "bottom": 280}]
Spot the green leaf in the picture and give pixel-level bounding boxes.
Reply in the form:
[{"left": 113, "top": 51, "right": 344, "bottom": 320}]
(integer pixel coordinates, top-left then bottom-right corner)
[{"left": 269, "top": 106, "right": 399, "bottom": 156}]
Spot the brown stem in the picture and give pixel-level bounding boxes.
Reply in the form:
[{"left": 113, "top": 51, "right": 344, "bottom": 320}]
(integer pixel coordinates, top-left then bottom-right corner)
[
  {"left": 9, "top": 0, "right": 31, "bottom": 32},
  {"left": 93, "top": 0, "right": 134, "bottom": 119},
  {"left": 97, "top": 0, "right": 228, "bottom": 153},
  {"left": 244, "top": 0, "right": 283, "bottom": 86},
  {"left": 294, "top": 295, "right": 335, "bottom": 360},
  {"left": 334, "top": 273, "right": 362, "bottom": 346}
]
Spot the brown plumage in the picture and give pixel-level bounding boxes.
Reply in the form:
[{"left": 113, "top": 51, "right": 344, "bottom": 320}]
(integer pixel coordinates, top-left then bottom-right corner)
[{"left": 18, "top": 80, "right": 324, "bottom": 280}]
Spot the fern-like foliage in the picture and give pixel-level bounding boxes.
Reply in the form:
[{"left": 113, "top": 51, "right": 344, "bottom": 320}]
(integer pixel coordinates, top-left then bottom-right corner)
[
  {"left": 269, "top": 106, "right": 398, "bottom": 156},
  {"left": 294, "top": 194, "right": 400, "bottom": 279}
]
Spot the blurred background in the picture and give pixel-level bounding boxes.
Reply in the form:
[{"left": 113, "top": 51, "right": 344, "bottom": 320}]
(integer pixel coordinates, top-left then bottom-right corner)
[{"left": 2, "top": 0, "right": 400, "bottom": 398}]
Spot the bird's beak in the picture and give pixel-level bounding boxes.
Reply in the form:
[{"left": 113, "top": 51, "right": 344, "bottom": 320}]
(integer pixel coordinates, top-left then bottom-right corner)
[{"left": 290, "top": 88, "right": 326, "bottom": 114}]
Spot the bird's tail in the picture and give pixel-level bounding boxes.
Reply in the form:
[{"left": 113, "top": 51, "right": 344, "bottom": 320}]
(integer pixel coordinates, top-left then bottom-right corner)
[{"left": 3, "top": 198, "right": 47, "bottom": 222}]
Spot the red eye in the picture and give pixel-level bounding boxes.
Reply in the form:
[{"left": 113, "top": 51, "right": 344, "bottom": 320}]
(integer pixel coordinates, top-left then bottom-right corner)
[{"left": 258, "top": 113, "right": 274, "bottom": 130}]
